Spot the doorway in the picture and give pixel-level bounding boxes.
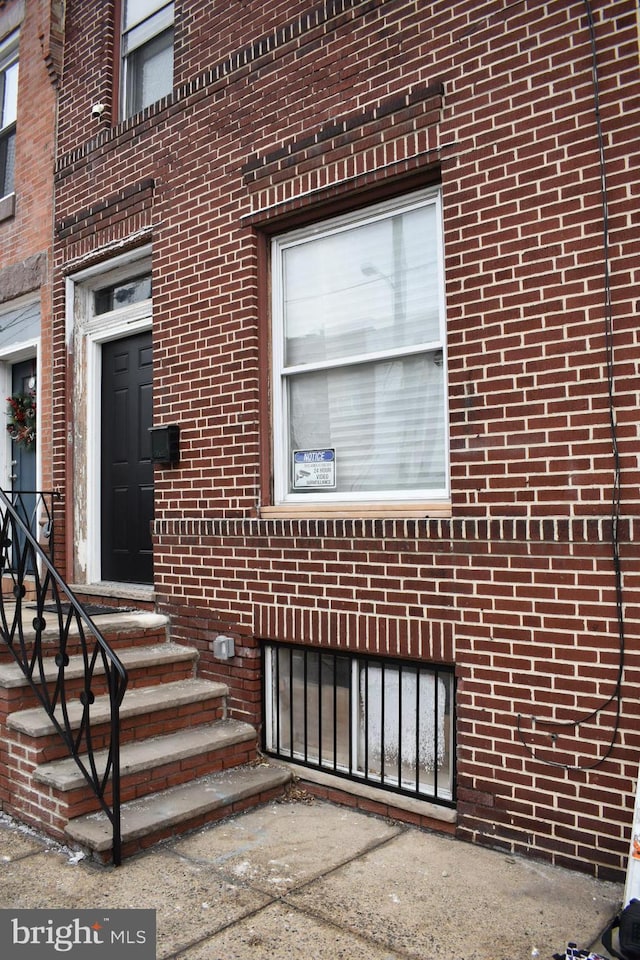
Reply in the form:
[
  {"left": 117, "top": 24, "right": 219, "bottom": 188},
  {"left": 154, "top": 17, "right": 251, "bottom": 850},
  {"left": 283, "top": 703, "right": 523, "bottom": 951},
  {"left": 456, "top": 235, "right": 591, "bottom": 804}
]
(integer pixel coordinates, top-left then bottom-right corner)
[
  {"left": 100, "top": 331, "right": 153, "bottom": 584},
  {"left": 10, "top": 359, "right": 36, "bottom": 495},
  {"left": 9, "top": 359, "right": 37, "bottom": 567}
]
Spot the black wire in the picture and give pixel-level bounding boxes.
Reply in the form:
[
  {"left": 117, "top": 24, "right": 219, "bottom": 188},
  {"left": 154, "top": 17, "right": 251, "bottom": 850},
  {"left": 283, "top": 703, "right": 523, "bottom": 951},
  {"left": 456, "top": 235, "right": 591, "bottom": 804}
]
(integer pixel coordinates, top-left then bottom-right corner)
[
  {"left": 0, "top": 302, "right": 39, "bottom": 336},
  {"left": 517, "top": 0, "right": 625, "bottom": 771}
]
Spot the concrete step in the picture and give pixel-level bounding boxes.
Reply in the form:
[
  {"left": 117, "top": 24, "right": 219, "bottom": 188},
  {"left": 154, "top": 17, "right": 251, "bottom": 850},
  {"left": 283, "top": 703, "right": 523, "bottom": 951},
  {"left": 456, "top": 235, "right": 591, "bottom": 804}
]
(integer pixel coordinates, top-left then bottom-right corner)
[
  {"left": 0, "top": 641, "right": 197, "bottom": 689},
  {"left": 34, "top": 719, "right": 256, "bottom": 792},
  {"left": 0, "top": 610, "right": 169, "bottom": 663},
  {"left": 6, "top": 677, "right": 228, "bottom": 738},
  {"left": 8, "top": 607, "right": 167, "bottom": 640},
  {"left": 65, "top": 762, "right": 292, "bottom": 858}
]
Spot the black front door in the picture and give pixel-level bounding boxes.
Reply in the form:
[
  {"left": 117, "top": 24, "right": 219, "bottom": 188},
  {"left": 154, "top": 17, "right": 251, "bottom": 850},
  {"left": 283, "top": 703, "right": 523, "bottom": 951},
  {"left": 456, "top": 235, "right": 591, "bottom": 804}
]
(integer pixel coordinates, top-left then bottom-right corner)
[{"left": 101, "top": 332, "right": 153, "bottom": 584}]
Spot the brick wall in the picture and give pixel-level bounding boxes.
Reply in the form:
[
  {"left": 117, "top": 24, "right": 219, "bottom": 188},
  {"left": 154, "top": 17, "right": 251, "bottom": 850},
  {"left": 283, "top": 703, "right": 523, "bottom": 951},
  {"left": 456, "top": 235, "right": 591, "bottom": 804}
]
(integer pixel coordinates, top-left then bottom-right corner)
[
  {"left": 0, "top": 0, "right": 59, "bottom": 494},
  {"left": 53, "top": 0, "right": 640, "bottom": 879}
]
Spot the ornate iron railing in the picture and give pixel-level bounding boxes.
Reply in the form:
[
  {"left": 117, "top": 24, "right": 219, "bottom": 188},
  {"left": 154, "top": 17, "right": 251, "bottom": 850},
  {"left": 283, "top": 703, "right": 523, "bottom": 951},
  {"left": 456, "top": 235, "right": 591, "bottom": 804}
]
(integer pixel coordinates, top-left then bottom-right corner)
[
  {"left": 0, "top": 489, "right": 128, "bottom": 865},
  {"left": 7, "top": 489, "right": 59, "bottom": 564}
]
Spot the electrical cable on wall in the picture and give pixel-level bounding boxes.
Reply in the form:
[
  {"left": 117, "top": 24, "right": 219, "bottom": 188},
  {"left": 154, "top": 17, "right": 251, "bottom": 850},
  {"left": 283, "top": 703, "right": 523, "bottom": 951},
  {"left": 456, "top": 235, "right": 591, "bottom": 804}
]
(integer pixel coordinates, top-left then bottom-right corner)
[{"left": 516, "top": 0, "right": 626, "bottom": 771}]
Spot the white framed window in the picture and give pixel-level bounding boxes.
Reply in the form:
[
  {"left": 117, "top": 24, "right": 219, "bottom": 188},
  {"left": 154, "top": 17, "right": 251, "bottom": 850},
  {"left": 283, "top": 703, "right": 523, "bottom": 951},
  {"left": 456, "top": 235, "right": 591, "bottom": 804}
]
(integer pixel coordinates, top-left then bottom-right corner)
[
  {"left": 0, "top": 31, "right": 18, "bottom": 199},
  {"left": 271, "top": 188, "right": 449, "bottom": 507},
  {"left": 121, "top": 0, "right": 174, "bottom": 118}
]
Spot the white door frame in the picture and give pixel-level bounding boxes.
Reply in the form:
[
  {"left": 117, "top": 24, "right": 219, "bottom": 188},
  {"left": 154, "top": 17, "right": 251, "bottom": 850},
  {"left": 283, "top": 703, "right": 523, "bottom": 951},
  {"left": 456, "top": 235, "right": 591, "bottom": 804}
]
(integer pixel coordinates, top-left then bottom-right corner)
[
  {"left": 0, "top": 294, "right": 40, "bottom": 493},
  {"left": 66, "top": 248, "right": 152, "bottom": 584}
]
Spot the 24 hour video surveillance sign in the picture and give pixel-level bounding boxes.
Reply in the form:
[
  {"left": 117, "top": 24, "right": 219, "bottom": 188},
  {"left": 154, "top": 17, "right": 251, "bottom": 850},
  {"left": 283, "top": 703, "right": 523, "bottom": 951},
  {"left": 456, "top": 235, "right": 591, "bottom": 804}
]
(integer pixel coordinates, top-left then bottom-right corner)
[{"left": 293, "top": 449, "right": 336, "bottom": 489}]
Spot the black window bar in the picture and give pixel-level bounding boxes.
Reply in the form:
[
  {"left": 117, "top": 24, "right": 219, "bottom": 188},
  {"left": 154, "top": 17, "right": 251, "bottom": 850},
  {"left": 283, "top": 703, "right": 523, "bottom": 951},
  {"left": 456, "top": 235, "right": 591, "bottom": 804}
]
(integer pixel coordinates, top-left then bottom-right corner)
[
  {"left": 262, "top": 641, "right": 456, "bottom": 808},
  {"left": 0, "top": 489, "right": 128, "bottom": 865}
]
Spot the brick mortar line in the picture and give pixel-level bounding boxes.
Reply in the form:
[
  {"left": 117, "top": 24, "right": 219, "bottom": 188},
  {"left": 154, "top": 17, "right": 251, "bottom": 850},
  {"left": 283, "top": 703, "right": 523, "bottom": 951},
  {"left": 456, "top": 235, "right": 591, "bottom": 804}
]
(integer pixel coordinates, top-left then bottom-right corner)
[{"left": 153, "top": 515, "right": 638, "bottom": 544}]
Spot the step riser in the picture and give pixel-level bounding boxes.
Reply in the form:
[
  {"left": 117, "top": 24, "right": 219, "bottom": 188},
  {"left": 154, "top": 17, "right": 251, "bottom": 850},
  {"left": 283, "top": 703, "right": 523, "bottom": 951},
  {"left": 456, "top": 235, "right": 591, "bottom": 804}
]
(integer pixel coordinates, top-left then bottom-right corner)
[
  {"left": 119, "top": 697, "right": 226, "bottom": 743},
  {"left": 94, "top": 782, "right": 289, "bottom": 864},
  {"left": 0, "top": 657, "right": 196, "bottom": 713},
  {"left": 0, "top": 627, "right": 169, "bottom": 665},
  {"left": 48, "top": 738, "right": 259, "bottom": 822}
]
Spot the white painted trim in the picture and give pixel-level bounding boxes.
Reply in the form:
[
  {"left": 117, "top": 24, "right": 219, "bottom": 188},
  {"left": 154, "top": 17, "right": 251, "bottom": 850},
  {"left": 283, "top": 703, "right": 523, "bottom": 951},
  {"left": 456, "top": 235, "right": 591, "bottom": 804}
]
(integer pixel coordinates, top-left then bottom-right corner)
[
  {"left": 66, "top": 249, "right": 153, "bottom": 584},
  {"left": 0, "top": 348, "right": 41, "bottom": 499},
  {"left": 84, "top": 313, "right": 152, "bottom": 583},
  {"left": 271, "top": 187, "right": 450, "bottom": 507}
]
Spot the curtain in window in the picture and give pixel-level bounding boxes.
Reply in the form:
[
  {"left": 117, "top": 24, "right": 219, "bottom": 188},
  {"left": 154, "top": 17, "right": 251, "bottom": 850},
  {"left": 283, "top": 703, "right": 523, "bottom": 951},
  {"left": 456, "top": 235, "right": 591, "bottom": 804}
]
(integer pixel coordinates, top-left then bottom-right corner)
[
  {"left": 290, "top": 355, "right": 445, "bottom": 492},
  {"left": 283, "top": 205, "right": 440, "bottom": 366}
]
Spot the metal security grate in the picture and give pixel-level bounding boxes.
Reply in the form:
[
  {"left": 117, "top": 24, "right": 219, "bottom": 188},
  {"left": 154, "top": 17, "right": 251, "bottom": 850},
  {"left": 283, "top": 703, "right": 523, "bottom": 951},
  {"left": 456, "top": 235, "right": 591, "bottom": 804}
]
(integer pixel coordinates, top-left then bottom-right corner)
[{"left": 262, "top": 642, "right": 455, "bottom": 807}]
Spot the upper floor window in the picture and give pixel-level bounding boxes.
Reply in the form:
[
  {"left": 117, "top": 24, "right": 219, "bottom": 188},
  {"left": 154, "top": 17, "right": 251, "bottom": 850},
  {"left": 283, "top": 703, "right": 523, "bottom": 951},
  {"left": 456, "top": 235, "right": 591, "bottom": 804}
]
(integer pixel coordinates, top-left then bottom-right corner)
[
  {"left": 0, "top": 32, "right": 18, "bottom": 199},
  {"left": 121, "top": 0, "right": 174, "bottom": 118},
  {"left": 271, "top": 188, "right": 449, "bottom": 508}
]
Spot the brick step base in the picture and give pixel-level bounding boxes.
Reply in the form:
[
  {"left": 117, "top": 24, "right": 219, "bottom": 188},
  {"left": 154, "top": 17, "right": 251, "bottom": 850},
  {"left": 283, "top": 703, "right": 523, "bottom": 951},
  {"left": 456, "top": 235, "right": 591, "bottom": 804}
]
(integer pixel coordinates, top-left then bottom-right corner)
[
  {"left": 33, "top": 719, "right": 260, "bottom": 819},
  {"left": 65, "top": 762, "right": 292, "bottom": 862},
  {"left": 0, "top": 611, "right": 169, "bottom": 665},
  {"left": 0, "top": 602, "right": 291, "bottom": 863},
  {"left": 0, "top": 641, "right": 197, "bottom": 710},
  {"left": 5, "top": 677, "right": 228, "bottom": 767}
]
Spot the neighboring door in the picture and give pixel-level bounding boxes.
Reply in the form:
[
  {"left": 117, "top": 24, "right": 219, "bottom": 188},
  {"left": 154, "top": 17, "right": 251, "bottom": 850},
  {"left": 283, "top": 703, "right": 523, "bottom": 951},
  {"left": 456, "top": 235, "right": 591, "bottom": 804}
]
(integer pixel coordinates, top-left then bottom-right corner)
[
  {"left": 101, "top": 332, "right": 153, "bottom": 584},
  {"left": 10, "top": 360, "right": 37, "bottom": 569}
]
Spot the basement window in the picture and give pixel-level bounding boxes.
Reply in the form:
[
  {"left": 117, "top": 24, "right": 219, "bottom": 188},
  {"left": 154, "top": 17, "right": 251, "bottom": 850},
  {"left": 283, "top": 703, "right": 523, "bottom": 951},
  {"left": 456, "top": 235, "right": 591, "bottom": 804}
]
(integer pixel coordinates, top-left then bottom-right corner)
[{"left": 262, "top": 642, "right": 455, "bottom": 806}]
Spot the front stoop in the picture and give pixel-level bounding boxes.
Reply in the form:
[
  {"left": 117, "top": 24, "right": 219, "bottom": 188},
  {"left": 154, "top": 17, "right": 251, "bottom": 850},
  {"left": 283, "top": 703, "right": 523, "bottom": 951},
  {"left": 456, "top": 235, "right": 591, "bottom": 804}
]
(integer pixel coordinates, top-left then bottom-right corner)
[{"left": 0, "top": 609, "right": 291, "bottom": 862}]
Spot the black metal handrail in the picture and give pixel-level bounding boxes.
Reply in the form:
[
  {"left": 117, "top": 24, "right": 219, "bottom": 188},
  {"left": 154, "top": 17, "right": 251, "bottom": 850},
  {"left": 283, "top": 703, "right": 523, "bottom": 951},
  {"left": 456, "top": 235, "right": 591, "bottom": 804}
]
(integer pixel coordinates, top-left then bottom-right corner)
[
  {"left": 7, "top": 489, "right": 59, "bottom": 564},
  {"left": 0, "top": 489, "right": 128, "bottom": 865}
]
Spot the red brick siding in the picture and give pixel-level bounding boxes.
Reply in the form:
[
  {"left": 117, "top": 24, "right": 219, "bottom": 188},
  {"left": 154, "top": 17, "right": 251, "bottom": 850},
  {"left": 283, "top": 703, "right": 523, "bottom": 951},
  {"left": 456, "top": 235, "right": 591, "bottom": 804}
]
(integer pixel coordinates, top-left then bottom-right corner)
[
  {"left": 0, "top": 0, "right": 57, "bottom": 495},
  {"left": 52, "top": 0, "right": 640, "bottom": 880}
]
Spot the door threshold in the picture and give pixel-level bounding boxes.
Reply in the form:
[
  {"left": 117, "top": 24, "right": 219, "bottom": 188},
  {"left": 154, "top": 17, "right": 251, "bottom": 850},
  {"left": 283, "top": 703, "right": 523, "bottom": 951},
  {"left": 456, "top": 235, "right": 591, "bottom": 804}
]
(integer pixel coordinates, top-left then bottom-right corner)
[{"left": 69, "top": 581, "right": 155, "bottom": 603}]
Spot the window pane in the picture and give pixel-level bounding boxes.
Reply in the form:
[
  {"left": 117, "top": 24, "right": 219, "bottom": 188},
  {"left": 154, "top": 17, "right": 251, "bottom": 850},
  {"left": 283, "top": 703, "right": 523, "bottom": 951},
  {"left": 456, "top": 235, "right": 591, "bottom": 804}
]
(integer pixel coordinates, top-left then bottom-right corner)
[
  {"left": 288, "top": 351, "right": 446, "bottom": 493},
  {"left": 272, "top": 645, "right": 292, "bottom": 754},
  {"left": 263, "top": 643, "right": 454, "bottom": 804},
  {"left": 124, "top": 0, "right": 171, "bottom": 30},
  {"left": 283, "top": 204, "right": 440, "bottom": 367},
  {"left": 0, "top": 129, "right": 15, "bottom": 196},
  {"left": 95, "top": 274, "right": 152, "bottom": 314},
  {"left": 359, "top": 662, "right": 450, "bottom": 794},
  {"left": 126, "top": 27, "right": 173, "bottom": 116},
  {"left": 1, "top": 60, "right": 18, "bottom": 128}
]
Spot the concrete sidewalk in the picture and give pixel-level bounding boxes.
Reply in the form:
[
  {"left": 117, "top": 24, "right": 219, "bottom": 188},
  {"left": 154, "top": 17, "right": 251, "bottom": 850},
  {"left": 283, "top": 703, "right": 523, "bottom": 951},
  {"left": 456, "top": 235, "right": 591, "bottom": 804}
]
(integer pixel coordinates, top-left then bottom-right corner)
[{"left": 0, "top": 793, "right": 623, "bottom": 959}]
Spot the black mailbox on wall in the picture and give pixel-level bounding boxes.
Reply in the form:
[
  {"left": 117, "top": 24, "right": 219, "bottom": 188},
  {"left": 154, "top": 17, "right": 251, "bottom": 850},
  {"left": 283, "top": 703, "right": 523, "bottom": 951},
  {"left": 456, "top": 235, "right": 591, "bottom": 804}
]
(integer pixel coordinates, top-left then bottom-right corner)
[{"left": 149, "top": 424, "right": 180, "bottom": 466}]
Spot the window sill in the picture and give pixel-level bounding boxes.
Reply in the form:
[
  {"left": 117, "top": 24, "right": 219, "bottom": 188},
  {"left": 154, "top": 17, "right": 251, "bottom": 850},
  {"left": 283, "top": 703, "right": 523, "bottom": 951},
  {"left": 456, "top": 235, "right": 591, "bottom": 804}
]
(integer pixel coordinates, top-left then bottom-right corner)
[
  {"left": 261, "top": 502, "right": 452, "bottom": 520},
  {"left": 275, "top": 761, "right": 457, "bottom": 825},
  {"left": 0, "top": 192, "right": 16, "bottom": 223}
]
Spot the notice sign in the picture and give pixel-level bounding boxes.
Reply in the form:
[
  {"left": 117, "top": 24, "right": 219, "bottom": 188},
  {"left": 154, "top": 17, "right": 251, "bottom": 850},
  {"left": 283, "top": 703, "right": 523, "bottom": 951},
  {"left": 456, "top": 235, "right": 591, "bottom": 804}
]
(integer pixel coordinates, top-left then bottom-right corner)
[{"left": 293, "top": 449, "right": 336, "bottom": 489}]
